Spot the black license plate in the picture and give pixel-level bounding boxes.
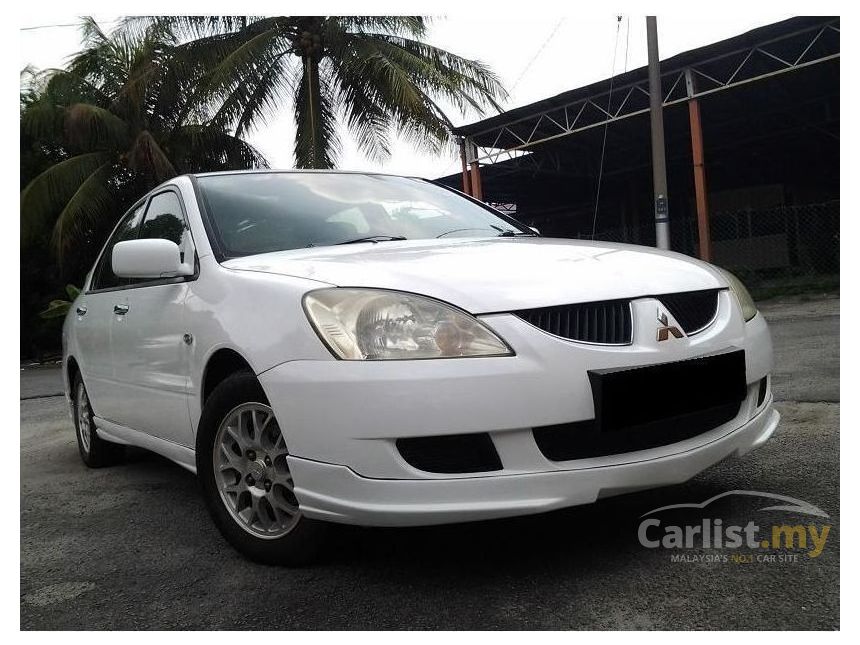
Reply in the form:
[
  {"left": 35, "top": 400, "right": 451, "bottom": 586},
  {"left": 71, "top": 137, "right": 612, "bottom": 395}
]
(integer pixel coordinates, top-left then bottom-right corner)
[{"left": 588, "top": 349, "right": 747, "bottom": 433}]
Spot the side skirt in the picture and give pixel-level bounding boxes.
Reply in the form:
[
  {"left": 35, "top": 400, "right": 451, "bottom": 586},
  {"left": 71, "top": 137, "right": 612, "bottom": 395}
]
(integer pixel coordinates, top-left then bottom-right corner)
[{"left": 94, "top": 416, "right": 198, "bottom": 474}]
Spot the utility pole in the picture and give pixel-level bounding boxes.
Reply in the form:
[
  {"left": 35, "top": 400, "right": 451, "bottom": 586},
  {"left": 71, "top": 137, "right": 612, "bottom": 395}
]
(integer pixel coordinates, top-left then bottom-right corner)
[{"left": 646, "top": 16, "right": 671, "bottom": 250}]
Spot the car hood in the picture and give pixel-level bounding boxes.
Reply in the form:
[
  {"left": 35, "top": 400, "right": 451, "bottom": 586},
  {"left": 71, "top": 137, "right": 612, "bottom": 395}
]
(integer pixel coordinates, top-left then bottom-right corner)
[{"left": 222, "top": 237, "right": 726, "bottom": 313}]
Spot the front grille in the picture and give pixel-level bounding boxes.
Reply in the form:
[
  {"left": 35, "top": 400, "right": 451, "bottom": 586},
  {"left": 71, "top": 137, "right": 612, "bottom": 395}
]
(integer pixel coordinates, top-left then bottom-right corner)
[
  {"left": 514, "top": 289, "right": 721, "bottom": 345},
  {"left": 396, "top": 433, "right": 502, "bottom": 474},
  {"left": 656, "top": 289, "right": 721, "bottom": 335},
  {"left": 514, "top": 299, "right": 632, "bottom": 345}
]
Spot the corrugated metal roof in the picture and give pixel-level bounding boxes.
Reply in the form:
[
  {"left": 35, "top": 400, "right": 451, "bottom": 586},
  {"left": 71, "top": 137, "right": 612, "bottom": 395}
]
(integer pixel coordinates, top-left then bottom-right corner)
[{"left": 453, "top": 16, "right": 834, "bottom": 139}]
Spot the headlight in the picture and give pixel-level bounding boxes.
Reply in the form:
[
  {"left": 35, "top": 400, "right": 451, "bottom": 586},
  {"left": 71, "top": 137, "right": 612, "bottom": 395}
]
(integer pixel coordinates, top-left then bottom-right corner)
[
  {"left": 718, "top": 268, "right": 757, "bottom": 322},
  {"left": 303, "top": 288, "right": 513, "bottom": 360}
]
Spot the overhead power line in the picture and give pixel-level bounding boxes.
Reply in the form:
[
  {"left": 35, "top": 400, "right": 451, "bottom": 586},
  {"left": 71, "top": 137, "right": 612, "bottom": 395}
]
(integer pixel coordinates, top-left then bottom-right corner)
[
  {"left": 20, "top": 18, "right": 120, "bottom": 31},
  {"left": 624, "top": 15, "right": 631, "bottom": 73},
  {"left": 590, "top": 15, "right": 624, "bottom": 240},
  {"left": 509, "top": 18, "right": 566, "bottom": 96},
  {"left": 20, "top": 22, "right": 80, "bottom": 31}
]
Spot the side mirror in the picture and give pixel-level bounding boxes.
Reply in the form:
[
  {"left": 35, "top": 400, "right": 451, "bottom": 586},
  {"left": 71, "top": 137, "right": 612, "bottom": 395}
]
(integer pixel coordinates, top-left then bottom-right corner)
[{"left": 112, "top": 239, "right": 194, "bottom": 279}]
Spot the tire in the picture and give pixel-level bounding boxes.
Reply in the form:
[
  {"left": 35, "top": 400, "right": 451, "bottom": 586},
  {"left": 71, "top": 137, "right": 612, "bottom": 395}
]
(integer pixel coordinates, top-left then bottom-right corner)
[
  {"left": 196, "top": 371, "right": 327, "bottom": 566},
  {"left": 72, "top": 373, "right": 125, "bottom": 468}
]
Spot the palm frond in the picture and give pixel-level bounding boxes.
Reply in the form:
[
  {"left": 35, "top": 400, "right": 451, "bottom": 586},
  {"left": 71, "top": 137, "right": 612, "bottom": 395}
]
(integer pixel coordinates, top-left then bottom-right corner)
[
  {"left": 122, "top": 16, "right": 257, "bottom": 40},
  {"left": 39, "top": 69, "right": 111, "bottom": 107},
  {"left": 194, "top": 24, "right": 286, "bottom": 109},
  {"left": 346, "top": 33, "right": 507, "bottom": 116},
  {"left": 78, "top": 16, "right": 112, "bottom": 51},
  {"left": 63, "top": 103, "right": 130, "bottom": 150},
  {"left": 329, "top": 36, "right": 448, "bottom": 152},
  {"left": 21, "top": 100, "right": 65, "bottom": 145},
  {"left": 20, "top": 151, "right": 113, "bottom": 246},
  {"left": 327, "top": 58, "right": 392, "bottom": 162},
  {"left": 20, "top": 66, "right": 46, "bottom": 109},
  {"left": 233, "top": 54, "right": 297, "bottom": 136},
  {"left": 51, "top": 161, "right": 117, "bottom": 262},
  {"left": 335, "top": 17, "right": 427, "bottom": 38},
  {"left": 172, "top": 125, "right": 269, "bottom": 171},
  {"left": 323, "top": 30, "right": 508, "bottom": 154},
  {"left": 127, "top": 130, "right": 176, "bottom": 180},
  {"left": 209, "top": 52, "right": 297, "bottom": 136},
  {"left": 68, "top": 23, "right": 135, "bottom": 103}
]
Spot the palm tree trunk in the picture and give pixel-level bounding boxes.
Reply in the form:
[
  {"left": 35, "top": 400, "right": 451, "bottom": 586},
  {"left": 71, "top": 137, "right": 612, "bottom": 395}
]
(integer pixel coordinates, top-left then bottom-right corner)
[{"left": 296, "top": 56, "right": 330, "bottom": 169}]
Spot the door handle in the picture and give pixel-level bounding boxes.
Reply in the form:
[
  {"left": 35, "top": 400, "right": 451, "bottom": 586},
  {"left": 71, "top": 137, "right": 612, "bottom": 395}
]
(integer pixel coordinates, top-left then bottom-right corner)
[
  {"left": 113, "top": 304, "right": 130, "bottom": 315},
  {"left": 76, "top": 306, "right": 87, "bottom": 316}
]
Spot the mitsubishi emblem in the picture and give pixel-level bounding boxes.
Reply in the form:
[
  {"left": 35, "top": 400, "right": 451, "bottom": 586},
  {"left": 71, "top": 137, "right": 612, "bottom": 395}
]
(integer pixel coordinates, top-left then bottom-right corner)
[{"left": 656, "top": 310, "right": 684, "bottom": 342}]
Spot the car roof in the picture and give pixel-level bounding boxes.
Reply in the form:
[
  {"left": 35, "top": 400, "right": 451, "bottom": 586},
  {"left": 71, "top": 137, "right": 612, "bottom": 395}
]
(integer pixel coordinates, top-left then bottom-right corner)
[{"left": 189, "top": 169, "right": 424, "bottom": 180}]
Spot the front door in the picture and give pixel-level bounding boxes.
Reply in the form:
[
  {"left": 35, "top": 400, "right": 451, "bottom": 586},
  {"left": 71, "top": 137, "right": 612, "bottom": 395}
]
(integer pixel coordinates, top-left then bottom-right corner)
[
  {"left": 109, "top": 189, "right": 196, "bottom": 447},
  {"left": 75, "top": 203, "right": 145, "bottom": 422}
]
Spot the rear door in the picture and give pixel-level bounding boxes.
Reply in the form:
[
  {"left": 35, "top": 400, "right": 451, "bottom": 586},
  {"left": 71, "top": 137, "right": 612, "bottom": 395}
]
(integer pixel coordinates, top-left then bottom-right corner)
[
  {"left": 108, "top": 188, "right": 197, "bottom": 447},
  {"left": 73, "top": 203, "right": 145, "bottom": 422}
]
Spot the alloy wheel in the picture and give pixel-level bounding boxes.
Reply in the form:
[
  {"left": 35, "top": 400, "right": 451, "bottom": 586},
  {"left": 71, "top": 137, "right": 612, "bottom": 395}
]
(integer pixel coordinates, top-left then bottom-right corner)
[
  {"left": 212, "top": 403, "right": 301, "bottom": 539},
  {"left": 76, "top": 382, "right": 92, "bottom": 455}
]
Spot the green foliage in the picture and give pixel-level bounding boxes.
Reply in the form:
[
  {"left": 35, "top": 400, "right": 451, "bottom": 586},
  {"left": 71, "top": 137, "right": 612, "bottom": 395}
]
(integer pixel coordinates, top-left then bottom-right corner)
[
  {"left": 39, "top": 285, "right": 82, "bottom": 319},
  {"left": 20, "top": 17, "right": 268, "bottom": 267}
]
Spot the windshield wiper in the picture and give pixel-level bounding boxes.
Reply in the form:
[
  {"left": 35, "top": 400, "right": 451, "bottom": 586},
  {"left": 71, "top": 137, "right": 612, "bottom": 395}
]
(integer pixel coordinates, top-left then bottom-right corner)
[
  {"left": 435, "top": 227, "right": 537, "bottom": 238},
  {"left": 336, "top": 235, "right": 408, "bottom": 245}
]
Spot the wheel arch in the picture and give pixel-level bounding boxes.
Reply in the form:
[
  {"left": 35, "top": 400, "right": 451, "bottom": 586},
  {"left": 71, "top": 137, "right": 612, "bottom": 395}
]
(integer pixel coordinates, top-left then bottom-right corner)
[
  {"left": 201, "top": 347, "right": 256, "bottom": 408},
  {"left": 65, "top": 355, "right": 81, "bottom": 394}
]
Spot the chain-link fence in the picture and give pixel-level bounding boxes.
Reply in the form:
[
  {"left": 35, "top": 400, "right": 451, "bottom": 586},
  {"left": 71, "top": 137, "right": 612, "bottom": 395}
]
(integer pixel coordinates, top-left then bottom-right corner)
[{"left": 568, "top": 200, "right": 839, "bottom": 294}]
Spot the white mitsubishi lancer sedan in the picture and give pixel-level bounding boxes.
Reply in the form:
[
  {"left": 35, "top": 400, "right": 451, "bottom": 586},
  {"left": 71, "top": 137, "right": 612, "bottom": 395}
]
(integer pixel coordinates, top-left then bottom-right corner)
[{"left": 63, "top": 170, "right": 779, "bottom": 565}]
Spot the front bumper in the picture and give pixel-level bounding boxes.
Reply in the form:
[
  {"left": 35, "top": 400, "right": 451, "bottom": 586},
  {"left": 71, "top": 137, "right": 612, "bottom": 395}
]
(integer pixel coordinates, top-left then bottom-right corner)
[
  {"left": 258, "top": 291, "right": 777, "bottom": 526},
  {"left": 287, "top": 403, "right": 779, "bottom": 526}
]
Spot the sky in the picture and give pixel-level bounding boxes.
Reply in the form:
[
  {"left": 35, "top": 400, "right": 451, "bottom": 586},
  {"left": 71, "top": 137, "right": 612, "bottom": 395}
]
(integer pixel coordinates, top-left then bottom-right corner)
[{"left": 20, "top": 12, "right": 793, "bottom": 179}]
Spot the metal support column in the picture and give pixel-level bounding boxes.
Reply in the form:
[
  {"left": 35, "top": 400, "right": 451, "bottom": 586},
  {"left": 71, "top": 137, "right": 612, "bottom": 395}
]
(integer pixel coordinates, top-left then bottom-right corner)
[
  {"left": 646, "top": 16, "right": 671, "bottom": 250},
  {"left": 467, "top": 139, "right": 483, "bottom": 201},
  {"left": 685, "top": 68, "right": 712, "bottom": 262},
  {"left": 459, "top": 137, "right": 472, "bottom": 195}
]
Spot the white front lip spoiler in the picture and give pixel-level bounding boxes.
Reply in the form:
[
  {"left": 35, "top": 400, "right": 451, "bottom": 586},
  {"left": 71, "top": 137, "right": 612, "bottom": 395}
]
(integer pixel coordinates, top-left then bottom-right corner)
[{"left": 288, "top": 405, "right": 780, "bottom": 527}]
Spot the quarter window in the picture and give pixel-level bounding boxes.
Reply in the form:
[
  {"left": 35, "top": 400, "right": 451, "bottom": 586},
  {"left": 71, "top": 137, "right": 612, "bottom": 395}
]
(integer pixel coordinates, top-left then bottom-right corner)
[
  {"left": 139, "top": 191, "right": 193, "bottom": 266},
  {"left": 140, "top": 192, "right": 186, "bottom": 245}
]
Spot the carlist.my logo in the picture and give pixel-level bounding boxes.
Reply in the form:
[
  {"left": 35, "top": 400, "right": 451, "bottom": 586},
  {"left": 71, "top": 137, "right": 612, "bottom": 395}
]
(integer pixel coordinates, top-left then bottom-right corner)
[{"left": 637, "top": 490, "right": 832, "bottom": 563}]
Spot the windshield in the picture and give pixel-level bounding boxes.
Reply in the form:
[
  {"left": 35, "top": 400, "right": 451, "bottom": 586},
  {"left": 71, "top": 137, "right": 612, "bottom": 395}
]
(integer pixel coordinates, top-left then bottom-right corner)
[{"left": 195, "top": 172, "right": 531, "bottom": 257}]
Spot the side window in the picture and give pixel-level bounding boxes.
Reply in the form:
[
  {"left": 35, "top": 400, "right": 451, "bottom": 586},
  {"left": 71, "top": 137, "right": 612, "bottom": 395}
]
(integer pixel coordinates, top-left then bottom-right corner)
[
  {"left": 139, "top": 191, "right": 193, "bottom": 265},
  {"left": 90, "top": 204, "right": 144, "bottom": 291}
]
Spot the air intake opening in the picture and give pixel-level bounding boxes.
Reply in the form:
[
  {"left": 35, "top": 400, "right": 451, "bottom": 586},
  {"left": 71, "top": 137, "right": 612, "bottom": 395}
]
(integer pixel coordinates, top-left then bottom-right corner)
[
  {"left": 756, "top": 376, "right": 769, "bottom": 407},
  {"left": 534, "top": 403, "right": 742, "bottom": 461},
  {"left": 396, "top": 433, "right": 503, "bottom": 474}
]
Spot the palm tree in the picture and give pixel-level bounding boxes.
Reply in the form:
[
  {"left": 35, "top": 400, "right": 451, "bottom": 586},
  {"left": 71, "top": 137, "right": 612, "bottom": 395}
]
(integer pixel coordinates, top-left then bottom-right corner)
[
  {"left": 20, "top": 18, "right": 267, "bottom": 265},
  {"left": 129, "top": 16, "right": 507, "bottom": 169}
]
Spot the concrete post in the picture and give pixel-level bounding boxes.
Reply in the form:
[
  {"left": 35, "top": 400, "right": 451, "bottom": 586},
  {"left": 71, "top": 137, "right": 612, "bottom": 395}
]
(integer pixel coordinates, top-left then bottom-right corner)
[{"left": 647, "top": 16, "right": 671, "bottom": 250}]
